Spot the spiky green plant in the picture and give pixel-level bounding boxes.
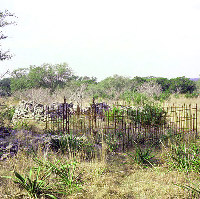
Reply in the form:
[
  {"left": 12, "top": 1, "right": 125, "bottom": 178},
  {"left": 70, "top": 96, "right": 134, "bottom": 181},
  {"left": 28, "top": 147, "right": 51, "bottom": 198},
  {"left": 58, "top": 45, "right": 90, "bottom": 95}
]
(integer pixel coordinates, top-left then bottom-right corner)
[
  {"left": 33, "top": 157, "right": 81, "bottom": 195},
  {"left": 3, "top": 167, "right": 57, "bottom": 199},
  {"left": 166, "top": 142, "right": 200, "bottom": 173},
  {"left": 128, "top": 141, "right": 155, "bottom": 167}
]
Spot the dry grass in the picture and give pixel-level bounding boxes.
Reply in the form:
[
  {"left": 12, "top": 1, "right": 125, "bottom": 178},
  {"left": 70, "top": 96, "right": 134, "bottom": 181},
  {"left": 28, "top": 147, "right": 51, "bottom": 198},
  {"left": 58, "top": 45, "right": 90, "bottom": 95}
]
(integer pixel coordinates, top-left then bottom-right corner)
[
  {"left": 166, "top": 95, "right": 200, "bottom": 106},
  {"left": 164, "top": 95, "right": 200, "bottom": 132},
  {"left": 0, "top": 95, "right": 200, "bottom": 198},
  {"left": 0, "top": 141, "right": 199, "bottom": 199}
]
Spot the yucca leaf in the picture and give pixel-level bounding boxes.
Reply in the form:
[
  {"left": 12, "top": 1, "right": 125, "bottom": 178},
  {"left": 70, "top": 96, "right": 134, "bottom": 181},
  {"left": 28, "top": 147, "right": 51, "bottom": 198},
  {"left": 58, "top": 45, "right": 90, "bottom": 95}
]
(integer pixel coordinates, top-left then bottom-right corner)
[
  {"left": 45, "top": 194, "right": 58, "bottom": 199},
  {"left": 14, "top": 171, "right": 26, "bottom": 184},
  {"left": 29, "top": 168, "right": 32, "bottom": 179}
]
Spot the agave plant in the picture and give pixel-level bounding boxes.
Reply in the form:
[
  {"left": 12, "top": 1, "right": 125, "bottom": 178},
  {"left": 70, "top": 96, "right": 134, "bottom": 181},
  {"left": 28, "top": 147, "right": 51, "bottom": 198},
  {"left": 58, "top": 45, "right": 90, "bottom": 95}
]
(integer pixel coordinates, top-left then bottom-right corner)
[{"left": 4, "top": 166, "right": 57, "bottom": 199}]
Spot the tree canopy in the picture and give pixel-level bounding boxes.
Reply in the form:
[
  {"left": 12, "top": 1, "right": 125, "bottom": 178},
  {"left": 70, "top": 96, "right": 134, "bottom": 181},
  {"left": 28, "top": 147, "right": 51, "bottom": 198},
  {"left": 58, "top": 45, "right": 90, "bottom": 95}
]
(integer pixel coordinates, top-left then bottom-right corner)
[
  {"left": 10, "top": 63, "right": 74, "bottom": 92},
  {"left": 0, "top": 10, "right": 16, "bottom": 61}
]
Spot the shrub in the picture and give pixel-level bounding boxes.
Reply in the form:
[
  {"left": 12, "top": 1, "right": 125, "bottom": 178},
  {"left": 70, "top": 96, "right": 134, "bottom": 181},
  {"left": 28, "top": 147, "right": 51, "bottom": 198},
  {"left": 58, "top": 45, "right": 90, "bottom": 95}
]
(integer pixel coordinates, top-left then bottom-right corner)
[
  {"left": 128, "top": 103, "right": 167, "bottom": 127},
  {"left": 4, "top": 167, "right": 57, "bottom": 199},
  {"left": 50, "top": 133, "right": 94, "bottom": 156},
  {"left": 185, "top": 92, "right": 199, "bottom": 98},
  {"left": 163, "top": 141, "right": 200, "bottom": 173},
  {"left": 0, "top": 105, "right": 15, "bottom": 126},
  {"left": 153, "top": 91, "right": 171, "bottom": 102},
  {"left": 127, "top": 141, "right": 156, "bottom": 167},
  {"left": 120, "top": 91, "right": 149, "bottom": 105}
]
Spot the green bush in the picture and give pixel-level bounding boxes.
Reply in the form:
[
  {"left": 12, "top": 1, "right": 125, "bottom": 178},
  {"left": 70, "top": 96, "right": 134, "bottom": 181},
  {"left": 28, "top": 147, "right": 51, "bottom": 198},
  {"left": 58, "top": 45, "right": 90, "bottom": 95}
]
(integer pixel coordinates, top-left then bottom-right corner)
[
  {"left": 0, "top": 105, "right": 15, "bottom": 126},
  {"left": 4, "top": 167, "right": 57, "bottom": 199},
  {"left": 185, "top": 92, "right": 199, "bottom": 98},
  {"left": 167, "top": 142, "right": 200, "bottom": 173},
  {"left": 153, "top": 91, "right": 171, "bottom": 102},
  {"left": 128, "top": 103, "right": 167, "bottom": 127},
  {"left": 127, "top": 141, "right": 156, "bottom": 167},
  {"left": 50, "top": 133, "right": 94, "bottom": 156},
  {"left": 120, "top": 91, "right": 149, "bottom": 105}
]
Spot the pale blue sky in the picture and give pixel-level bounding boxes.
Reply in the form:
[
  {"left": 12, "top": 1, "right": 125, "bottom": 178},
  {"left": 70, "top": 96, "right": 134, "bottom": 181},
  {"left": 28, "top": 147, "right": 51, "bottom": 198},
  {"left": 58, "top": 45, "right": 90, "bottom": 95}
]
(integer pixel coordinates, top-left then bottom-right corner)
[{"left": 1, "top": 0, "right": 200, "bottom": 81}]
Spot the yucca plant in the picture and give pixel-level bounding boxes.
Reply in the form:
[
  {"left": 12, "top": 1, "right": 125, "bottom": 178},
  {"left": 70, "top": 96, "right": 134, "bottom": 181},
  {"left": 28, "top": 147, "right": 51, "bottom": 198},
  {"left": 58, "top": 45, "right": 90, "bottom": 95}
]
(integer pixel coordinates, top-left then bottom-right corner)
[
  {"left": 33, "top": 157, "right": 81, "bottom": 195},
  {"left": 128, "top": 141, "right": 155, "bottom": 167},
  {"left": 48, "top": 160, "right": 81, "bottom": 193},
  {"left": 4, "top": 167, "right": 57, "bottom": 199}
]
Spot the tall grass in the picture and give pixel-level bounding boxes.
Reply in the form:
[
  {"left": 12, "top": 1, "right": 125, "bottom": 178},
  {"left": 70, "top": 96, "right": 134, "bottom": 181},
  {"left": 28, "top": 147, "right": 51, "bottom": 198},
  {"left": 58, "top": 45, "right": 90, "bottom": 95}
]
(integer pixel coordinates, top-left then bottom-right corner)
[{"left": 1, "top": 96, "right": 200, "bottom": 198}]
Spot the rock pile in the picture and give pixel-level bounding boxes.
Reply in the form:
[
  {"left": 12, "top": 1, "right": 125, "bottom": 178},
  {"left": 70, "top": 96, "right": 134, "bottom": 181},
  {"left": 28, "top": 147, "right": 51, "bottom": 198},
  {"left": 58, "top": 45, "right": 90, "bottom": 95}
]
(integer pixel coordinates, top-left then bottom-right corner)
[
  {"left": 12, "top": 100, "right": 46, "bottom": 122},
  {"left": 12, "top": 100, "right": 76, "bottom": 124}
]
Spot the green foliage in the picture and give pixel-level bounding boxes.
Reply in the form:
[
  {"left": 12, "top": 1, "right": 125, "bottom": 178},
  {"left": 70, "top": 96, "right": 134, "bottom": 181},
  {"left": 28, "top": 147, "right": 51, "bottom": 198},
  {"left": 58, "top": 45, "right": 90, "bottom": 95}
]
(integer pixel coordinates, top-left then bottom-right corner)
[
  {"left": 121, "top": 91, "right": 149, "bottom": 104},
  {"left": 88, "top": 75, "right": 134, "bottom": 99},
  {"left": 7, "top": 66, "right": 199, "bottom": 100},
  {"left": 196, "top": 77, "right": 200, "bottom": 93},
  {"left": 103, "top": 131, "right": 123, "bottom": 152},
  {"left": 166, "top": 142, "right": 200, "bottom": 173},
  {"left": 46, "top": 160, "right": 81, "bottom": 194},
  {"left": 10, "top": 63, "right": 74, "bottom": 92},
  {"left": 105, "top": 136, "right": 119, "bottom": 152},
  {"left": 104, "top": 105, "right": 125, "bottom": 123},
  {"left": 185, "top": 92, "right": 199, "bottom": 98},
  {"left": 0, "top": 78, "right": 11, "bottom": 96},
  {"left": 153, "top": 91, "right": 171, "bottom": 102},
  {"left": 127, "top": 142, "right": 155, "bottom": 166},
  {"left": 128, "top": 103, "right": 167, "bottom": 127},
  {"left": 50, "top": 133, "right": 94, "bottom": 156},
  {"left": 0, "top": 105, "right": 15, "bottom": 126},
  {"left": 33, "top": 157, "right": 81, "bottom": 195},
  {"left": 2, "top": 106, "right": 15, "bottom": 121},
  {"left": 13, "top": 120, "right": 30, "bottom": 130},
  {"left": 10, "top": 68, "right": 29, "bottom": 91},
  {"left": 169, "top": 77, "right": 197, "bottom": 94},
  {"left": 4, "top": 167, "right": 57, "bottom": 199},
  {"left": 174, "top": 93, "right": 180, "bottom": 99},
  {"left": 154, "top": 77, "right": 171, "bottom": 92}
]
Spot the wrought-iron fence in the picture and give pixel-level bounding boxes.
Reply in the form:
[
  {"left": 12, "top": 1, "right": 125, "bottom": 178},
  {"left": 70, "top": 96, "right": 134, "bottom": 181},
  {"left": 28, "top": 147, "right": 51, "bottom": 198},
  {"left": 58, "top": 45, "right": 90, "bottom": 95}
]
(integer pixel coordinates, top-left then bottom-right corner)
[{"left": 44, "top": 98, "right": 198, "bottom": 149}]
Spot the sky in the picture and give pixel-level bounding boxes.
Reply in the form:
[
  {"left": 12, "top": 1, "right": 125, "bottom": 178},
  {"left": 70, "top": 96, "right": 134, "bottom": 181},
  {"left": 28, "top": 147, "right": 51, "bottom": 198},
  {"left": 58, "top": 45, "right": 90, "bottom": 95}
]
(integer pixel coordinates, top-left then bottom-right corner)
[{"left": 1, "top": 0, "right": 200, "bottom": 81}]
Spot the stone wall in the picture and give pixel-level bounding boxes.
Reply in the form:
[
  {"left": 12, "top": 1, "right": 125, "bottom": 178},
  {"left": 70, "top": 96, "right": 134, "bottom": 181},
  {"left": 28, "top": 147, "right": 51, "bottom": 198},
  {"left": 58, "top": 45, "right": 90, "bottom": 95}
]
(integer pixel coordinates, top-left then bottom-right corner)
[{"left": 12, "top": 100, "right": 47, "bottom": 122}]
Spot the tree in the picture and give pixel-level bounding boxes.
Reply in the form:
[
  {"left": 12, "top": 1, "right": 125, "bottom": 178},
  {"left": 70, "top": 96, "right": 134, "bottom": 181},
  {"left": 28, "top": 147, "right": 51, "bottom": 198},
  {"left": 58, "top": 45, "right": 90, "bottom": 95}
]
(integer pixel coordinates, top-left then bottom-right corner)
[
  {"left": 10, "top": 63, "right": 74, "bottom": 92},
  {"left": 169, "top": 77, "right": 197, "bottom": 94},
  {"left": 0, "top": 77, "right": 11, "bottom": 96},
  {"left": 196, "top": 75, "right": 200, "bottom": 93},
  {"left": 136, "top": 80, "right": 162, "bottom": 97},
  {"left": 0, "top": 10, "right": 16, "bottom": 61}
]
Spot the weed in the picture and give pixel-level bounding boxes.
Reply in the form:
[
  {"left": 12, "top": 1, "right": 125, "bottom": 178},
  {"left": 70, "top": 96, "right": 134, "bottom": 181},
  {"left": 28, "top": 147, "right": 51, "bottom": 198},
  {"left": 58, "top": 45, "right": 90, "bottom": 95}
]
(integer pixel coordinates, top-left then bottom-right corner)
[
  {"left": 13, "top": 120, "right": 31, "bottom": 130},
  {"left": 127, "top": 141, "right": 156, "bottom": 167},
  {"left": 50, "top": 133, "right": 94, "bottom": 157},
  {"left": 161, "top": 138, "right": 200, "bottom": 173},
  {"left": 3, "top": 167, "right": 57, "bottom": 199},
  {"left": 174, "top": 178, "right": 200, "bottom": 198},
  {"left": 33, "top": 157, "right": 81, "bottom": 195}
]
